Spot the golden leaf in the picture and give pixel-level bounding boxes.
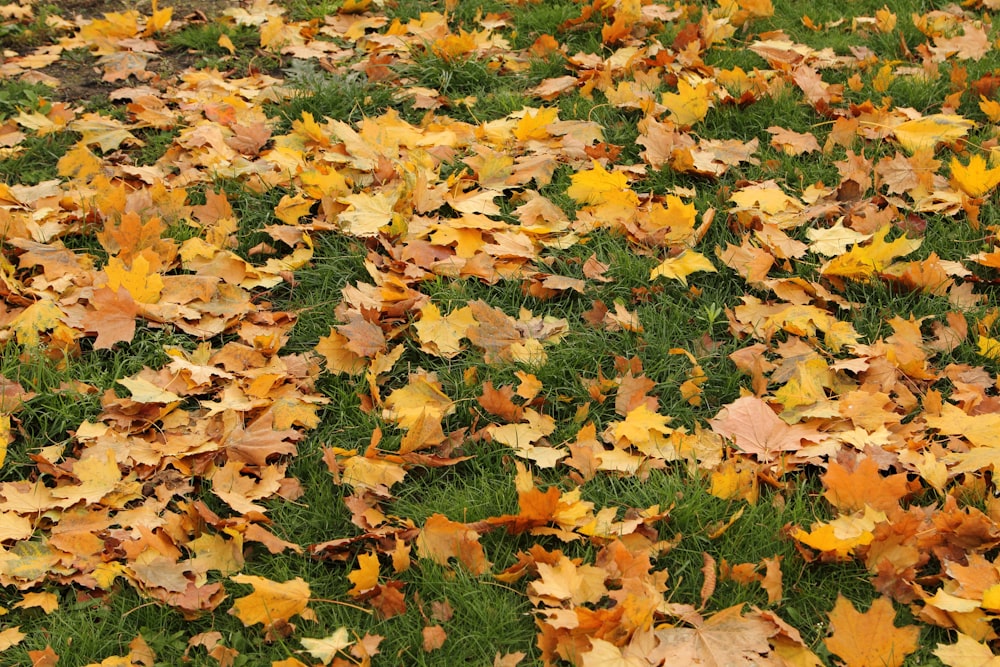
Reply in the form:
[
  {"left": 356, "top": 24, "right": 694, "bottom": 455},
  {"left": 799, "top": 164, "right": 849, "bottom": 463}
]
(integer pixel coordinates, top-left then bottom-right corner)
[
  {"left": 820, "top": 225, "right": 921, "bottom": 281},
  {"left": 567, "top": 161, "right": 630, "bottom": 205},
  {"left": 892, "top": 114, "right": 974, "bottom": 153},
  {"left": 950, "top": 154, "right": 1000, "bottom": 198},
  {"left": 661, "top": 80, "right": 712, "bottom": 127},
  {"left": 10, "top": 300, "right": 64, "bottom": 347},
  {"left": 229, "top": 575, "right": 314, "bottom": 628},
  {"left": 104, "top": 255, "right": 163, "bottom": 304},
  {"left": 650, "top": 250, "right": 717, "bottom": 285}
]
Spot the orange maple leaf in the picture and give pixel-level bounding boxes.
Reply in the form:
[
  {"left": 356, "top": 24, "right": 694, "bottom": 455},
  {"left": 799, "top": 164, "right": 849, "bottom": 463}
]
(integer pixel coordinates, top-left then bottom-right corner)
[
  {"left": 415, "top": 514, "right": 491, "bottom": 575},
  {"left": 824, "top": 595, "right": 919, "bottom": 667}
]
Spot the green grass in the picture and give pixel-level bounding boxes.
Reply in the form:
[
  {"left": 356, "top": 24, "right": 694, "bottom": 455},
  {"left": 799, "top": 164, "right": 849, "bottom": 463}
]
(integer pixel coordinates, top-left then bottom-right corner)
[{"left": 5, "top": 0, "right": 1000, "bottom": 664}]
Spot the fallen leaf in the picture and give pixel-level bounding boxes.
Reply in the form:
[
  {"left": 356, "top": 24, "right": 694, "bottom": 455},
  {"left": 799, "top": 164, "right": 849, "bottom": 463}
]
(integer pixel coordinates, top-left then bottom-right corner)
[
  {"left": 229, "top": 575, "right": 314, "bottom": 628},
  {"left": 824, "top": 595, "right": 919, "bottom": 667},
  {"left": 300, "top": 628, "right": 353, "bottom": 665}
]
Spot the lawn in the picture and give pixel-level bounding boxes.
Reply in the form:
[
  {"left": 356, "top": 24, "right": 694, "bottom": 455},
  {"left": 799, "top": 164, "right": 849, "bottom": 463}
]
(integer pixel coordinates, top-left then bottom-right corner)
[{"left": 1, "top": 0, "right": 1000, "bottom": 664}]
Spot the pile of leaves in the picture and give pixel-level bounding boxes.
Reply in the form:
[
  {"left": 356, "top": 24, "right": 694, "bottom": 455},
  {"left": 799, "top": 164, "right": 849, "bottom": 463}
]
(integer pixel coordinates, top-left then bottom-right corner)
[{"left": 4, "top": 0, "right": 1000, "bottom": 664}]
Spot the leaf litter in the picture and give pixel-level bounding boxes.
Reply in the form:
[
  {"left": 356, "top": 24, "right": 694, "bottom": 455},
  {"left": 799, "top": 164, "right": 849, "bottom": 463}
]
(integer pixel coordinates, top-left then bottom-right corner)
[{"left": 3, "top": 0, "right": 1000, "bottom": 664}]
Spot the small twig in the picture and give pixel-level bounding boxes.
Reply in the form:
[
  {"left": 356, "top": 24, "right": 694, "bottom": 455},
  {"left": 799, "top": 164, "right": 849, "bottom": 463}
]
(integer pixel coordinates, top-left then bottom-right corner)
[{"left": 311, "top": 598, "right": 374, "bottom": 614}]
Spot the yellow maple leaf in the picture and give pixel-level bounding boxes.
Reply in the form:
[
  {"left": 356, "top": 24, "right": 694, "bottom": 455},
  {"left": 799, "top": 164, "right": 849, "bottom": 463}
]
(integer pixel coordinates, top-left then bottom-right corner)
[
  {"left": 291, "top": 111, "right": 329, "bottom": 147},
  {"left": 217, "top": 33, "right": 236, "bottom": 55},
  {"left": 933, "top": 632, "right": 1000, "bottom": 667},
  {"left": 893, "top": 114, "right": 974, "bottom": 153},
  {"left": 142, "top": 0, "right": 172, "bottom": 36},
  {"left": 14, "top": 590, "right": 59, "bottom": 614},
  {"left": 338, "top": 191, "right": 399, "bottom": 237},
  {"left": 382, "top": 374, "right": 455, "bottom": 429},
  {"left": 710, "top": 462, "right": 758, "bottom": 503},
  {"left": 117, "top": 376, "right": 181, "bottom": 404},
  {"left": 71, "top": 113, "right": 142, "bottom": 152},
  {"left": 514, "top": 107, "right": 559, "bottom": 142},
  {"left": 301, "top": 629, "right": 353, "bottom": 665},
  {"left": 274, "top": 193, "right": 315, "bottom": 225},
  {"left": 950, "top": 154, "right": 1000, "bottom": 198},
  {"left": 413, "top": 303, "right": 475, "bottom": 358},
  {"left": 51, "top": 449, "right": 122, "bottom": 505},
  {"left": 978, "top": 334, "right": 1000, "bottom": 359},
  {"left": 792, "top": 508, "right": 883, "bottom": 559},
  {"left": 0, "top": 415, "right": 8, "bottom": 470},
  {"left": 820, "top": 225, "right": 922, "bottom": 281},
  {"left": 980, "top": 96, "right": 1000, "bottom": 122},
  {"left": 105, "top": 255, "right": 163, "bottom": 303},
  {"left": 646, "top": 195, "right": 698, "bottom": 244},
  {"left": 566, "top": 161, "right": 630, "bottom": 205},
  {"left": 661, "top": 79, "right": 712, "bottom": 128},
  {"left": 300, "top": 168, "right": 349, "bottom": 199},
  {"left": 347, "top": 552, "right": 380, "bottom": 597},
  {"left": 650, "top": 250, "right": 717, "bottom": 285},
  {"left": 10, "top": 299, "right": 63, "bottom": 346},
  {"left": 57, "top": 143, "right": 103, "bottom": 181},
  {"left": 806, "top": 220, "right": 872, "bottom": 257},
  {"left": 0, "top": 627, "right": 25, "bottom": 652},
  {"left": 611, "top": 404, "right": 672, "bottom": 447},
  {"left": 229, "top": 574, "right": 315, "bottom": 628},
  {"left": 340, "top": 451, "right": 407, "bottom": 491},
  {"left": 315, "top": 328, "right": 367, "bottom": 375}
]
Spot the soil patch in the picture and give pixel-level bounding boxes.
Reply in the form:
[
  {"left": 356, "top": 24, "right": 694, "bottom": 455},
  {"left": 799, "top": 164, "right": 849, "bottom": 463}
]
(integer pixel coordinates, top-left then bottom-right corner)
[
  {"left": 60, "top": 0, "right": 235, "bottom": 21},
  {"left": 36, "top": 0, "right": 241, "bottom": 105}
]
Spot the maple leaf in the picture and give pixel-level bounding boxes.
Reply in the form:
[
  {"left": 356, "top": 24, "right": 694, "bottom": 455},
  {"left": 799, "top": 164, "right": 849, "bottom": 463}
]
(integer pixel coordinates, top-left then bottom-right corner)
[
  {"left": 10, "top": 299, "right": 64, "bottom": 347},
  {"left": 0, "top": 627, "right": 25, "bottom": 651},
  {"left": 229, "top": 575, "right": 315, "bottom": 628},
  {"left": 413, "top": 303, "right": 475, "bottom": 358},
  {"left": 348, "top": 551, "right": 380, "bottom": 597},
  {"left": 315, "top": 329, "right": 367, "bottom": 375},
  {"left": 338, "top": 191, "right": 399, "bottom": 237},
  {"left": 661, "top": 79, "right": 712, "bottom": 127},
  {"left": 950, "top": 154, "right": 1000, "bottom": 198},
  {"left": 824, "top": 595, "right": 919, "bottom": 667},
  {"left": 422, "top": 625, "right": 447, "bottom": 652},
  {"left": 933, "top": 632, "right": 1000, "bottom": 667},
  {"left": 767, "top": 126, "right": 820, "bottom": 155},
  {"left": 926, "top": 402, "right": 1000, "bottom": 448},
  {"left": 806, "top": 221, "right": 872, "bottom": 257},
  {"left": 650, "top": 250, "right": 717, "bottom": 285},
  {"left": 301, "top": 628, "right": 353, "bottom": 665},
  {"left": 820, "top": 225, "right": 922, "bottom": 281},
  {"left": 822, "top": 457, "right": 912, "bottom": 513},
  {"left": 274, "top": 193, "right": 315, "bottom": 225},
  {"left": 648, "top": 605, "right": 778, "bottom": 665},
  {"left": 567, "top": 161, "right": 631, "bottom": 205},
  {"left": 892, "top": 114, "right": 974, "bottom": 153},
  {"left": 514, "top": 107, "right": 559, "bottom": 141},
  {"left": 528, "top": 554, "right": 608, "bottom": 606},
  {"left": 415, "top": 513, "right": 491, "bottom": 575},
  {"left": 70, "top": 113, "right": 144, "bottom": 152},
  {"left": 14, "top": 591, "right": 59, "bottom": 615},
  {"left": 57, "top": 143, "right": 103, "bottom": 181},
  {"left": 90, "top": 287, "right": 138, "bottom": 349},
  {"left": 104, "top": 255, "right": 164, "bottom": 304},
  {"left": 709, "top": 396, "right": 812, "bottom": 461},
  {"left": 382, "top": 372, "right": 455, "bottom": 430},
  {"left": 51, "top": 450, "right": 122, "bottom": 506},
  {"left": 792, "top": 506, "right": 887, "bottom": 559}
]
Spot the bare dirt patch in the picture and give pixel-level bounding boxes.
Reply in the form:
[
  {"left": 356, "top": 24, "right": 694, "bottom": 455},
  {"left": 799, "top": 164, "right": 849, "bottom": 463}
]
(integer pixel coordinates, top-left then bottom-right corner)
[
  {"left": 38, "top": 0, "right": 240, "bottom": 105},
  {"left": 60, "top": 0, "right": 235, "bottom": 21}
]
